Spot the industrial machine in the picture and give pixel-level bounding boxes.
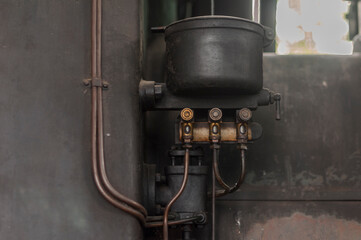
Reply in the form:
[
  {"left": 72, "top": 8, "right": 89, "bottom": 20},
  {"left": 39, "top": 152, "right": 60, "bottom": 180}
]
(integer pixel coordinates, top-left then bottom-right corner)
[
  {"left": 4, "top": 0, "right": 361, "bottom": 240},
  {"left": 88, "top": 1, "right": 281, "bottom": 239},
  {"left": 139, "top": 16, "right": 281, "bottom": 239}
]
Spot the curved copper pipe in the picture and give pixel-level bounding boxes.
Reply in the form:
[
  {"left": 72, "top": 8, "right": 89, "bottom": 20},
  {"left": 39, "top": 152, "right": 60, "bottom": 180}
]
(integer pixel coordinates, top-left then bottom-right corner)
[
  {"left": 92, "top": 85, "right": 146, "bottom": 224},
  {"left": 213, "top": 148, "right": 246, "bottom": 197},
  {"left": 90, "top": 0, "right": 148, "bottom": 222},
  {"left": 97, "top": 88, "right": 148, "bottom": 217},
  {"left": 163, "top": 148, "right": 190, "bottom": 240}
]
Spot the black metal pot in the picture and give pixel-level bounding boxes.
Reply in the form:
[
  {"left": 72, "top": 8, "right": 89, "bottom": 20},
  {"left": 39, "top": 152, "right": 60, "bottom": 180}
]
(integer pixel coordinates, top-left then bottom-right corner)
[{"left": 152, "top": 16, "right": 274, "bottom": 96}]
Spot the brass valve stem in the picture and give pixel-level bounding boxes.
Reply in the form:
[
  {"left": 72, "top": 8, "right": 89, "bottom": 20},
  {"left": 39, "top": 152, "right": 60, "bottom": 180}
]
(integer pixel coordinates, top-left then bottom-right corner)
[
  {"left": 180, "top": 108, "right": 194, "bottom": 145},
  {"left": 208, "top": 108, "right": 222, "bottom": 144},
  {"left": 236, "top": 122, "right": 248, "bottom": 145}
]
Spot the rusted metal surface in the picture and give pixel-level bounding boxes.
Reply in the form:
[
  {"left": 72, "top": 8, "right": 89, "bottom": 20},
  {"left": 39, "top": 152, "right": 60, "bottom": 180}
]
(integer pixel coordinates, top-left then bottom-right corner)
[{"left": 215, "top": 201, "right": 361, "bottom": 240}]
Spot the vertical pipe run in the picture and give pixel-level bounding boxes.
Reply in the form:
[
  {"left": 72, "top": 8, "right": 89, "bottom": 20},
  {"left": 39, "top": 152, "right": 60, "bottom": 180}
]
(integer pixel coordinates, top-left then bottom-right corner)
[
  {"left": 163, "top": 148, "right": 190, "bottom": 240},
  {"left": 212, "top": 147, "right": 216, "bottom": 240},
  {"left": 90, "top": 0, "right": 147, "bottom": 224}
]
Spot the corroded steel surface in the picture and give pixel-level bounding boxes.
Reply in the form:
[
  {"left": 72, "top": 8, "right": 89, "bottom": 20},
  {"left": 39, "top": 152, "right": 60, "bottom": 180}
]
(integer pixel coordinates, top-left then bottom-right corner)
[{"left": 216, "top": 201, "right": 361, "bottom": 240}]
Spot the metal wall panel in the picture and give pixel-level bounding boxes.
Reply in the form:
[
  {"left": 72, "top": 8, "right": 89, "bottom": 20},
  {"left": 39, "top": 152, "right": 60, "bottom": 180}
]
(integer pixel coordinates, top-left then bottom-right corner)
[{"left": 0, "top": 0, "right": 143, "bottom": 239}]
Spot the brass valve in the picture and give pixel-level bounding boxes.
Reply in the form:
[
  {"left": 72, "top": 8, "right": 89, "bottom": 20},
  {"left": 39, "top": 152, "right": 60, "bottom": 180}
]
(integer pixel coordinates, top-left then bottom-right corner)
[
  {"left": 180, "top": 108, "right": 194, "bottom": 122},
  {"left": 209, "top": 108, "right": 222, "bottom": 144},
  {"left": 236, "top": 108, "right": 251, "bottom": 145},
  {"left": 180, "top": 108, "right": 194, "bottom": 144}
]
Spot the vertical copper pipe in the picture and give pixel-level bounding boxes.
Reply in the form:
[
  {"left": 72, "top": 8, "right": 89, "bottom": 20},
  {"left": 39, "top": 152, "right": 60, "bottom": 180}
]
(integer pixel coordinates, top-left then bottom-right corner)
[
  {"left": 91, "top": 0, "right": 97, "bottom": 78},
  {"left": 90, "top": 0, "right": 148, "bottom": 221},
  {"left": 96, "top": 0, "right": 102, "bottom": 77},
  {"left": 212, "top": 148, "right": 216, "bottom": 240},
  {"left": 163, "top": 148, "right": 190, "bottom": 240}
]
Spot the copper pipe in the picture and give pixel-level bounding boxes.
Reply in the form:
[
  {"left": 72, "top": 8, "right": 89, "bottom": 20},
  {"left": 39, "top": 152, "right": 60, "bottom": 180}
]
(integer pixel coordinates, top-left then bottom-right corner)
[
  {"left": 91, "top": 77, "right": 147, "bottom": 223},
  {"left": 146, "top": 216, "right": 201, "bottom": 228},
  {"left": 163, "top": 148, "right": 190, "bottom": 240},
  {"left": 212, "top": 148, "right": 216, "bottom": 240},
  {"left": 213, "top": 148, "right": 246, "bottom": 197},
  {"left": 90, "top": 0, "right": 148, "bottom": 222},
  {"left": 91, "top": 0, "right": 97, "bottom": 78},
  {"left": 146, "top": 215, "right": 176, "bottom": 222},
  {"left": 96, "top": 0, "right": 101, "bottom": 77},
  {"left": 97, "top": 88, "right": 148, "bottom": 217}
]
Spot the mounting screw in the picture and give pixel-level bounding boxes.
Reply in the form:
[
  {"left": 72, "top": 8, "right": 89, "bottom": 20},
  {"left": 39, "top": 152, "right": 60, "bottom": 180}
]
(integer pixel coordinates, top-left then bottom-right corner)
[
  {"left": 102, "top": 81, "right": 109, "bottom": 89},
  {"left": 239, "top": 108, "right": 252, "bottom": 121},
  {"left": 209, "top": 108, "right": 222, "bottom": 122},
  {"left": 180, "top": 108, "right": 194, "bottom": 122}
]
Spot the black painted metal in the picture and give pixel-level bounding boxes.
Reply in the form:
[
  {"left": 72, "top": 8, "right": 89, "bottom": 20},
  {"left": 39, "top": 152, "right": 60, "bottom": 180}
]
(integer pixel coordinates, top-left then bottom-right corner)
[
  {"left": 0, "top": 0, "right": 142, "bottom": 239},
  {"left": 161, "top": 165, "right": 208, "bottom": 214},
  {"left": 144, "top": 54, "right": 361, "bottom": 239},
  {"left": 139, "top": 81, "right": 274, "bottom": 110},
  {"left": 260, "top": 0, "right": 277, "bottom": 52},
  {"left": 157, "top": 16, "right": 274, "bottom": 95}
]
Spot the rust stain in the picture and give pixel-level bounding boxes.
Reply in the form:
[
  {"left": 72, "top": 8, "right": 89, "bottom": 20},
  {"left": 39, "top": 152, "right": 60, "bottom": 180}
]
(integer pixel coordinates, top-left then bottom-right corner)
[{"left": 244, "top": 213, "right": 361, "bottom": 240}]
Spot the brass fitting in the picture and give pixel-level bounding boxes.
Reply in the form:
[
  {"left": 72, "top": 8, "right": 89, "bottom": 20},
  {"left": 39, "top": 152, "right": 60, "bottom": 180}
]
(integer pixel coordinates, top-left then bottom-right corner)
[
  {"left": 238, "top": 108, "right": 252, "bottom": 122},
  {"left": 236, "top": 122, "right": 248, "bottom": 144},
  {"left": 208, "top": 108, "right": 222, "bottom": 144},
  {"left": 180, "top": 108, "right": 194, "bottom": 144},
  {"left": 180, "top": 108, "right": 194, "bottom": 122}
]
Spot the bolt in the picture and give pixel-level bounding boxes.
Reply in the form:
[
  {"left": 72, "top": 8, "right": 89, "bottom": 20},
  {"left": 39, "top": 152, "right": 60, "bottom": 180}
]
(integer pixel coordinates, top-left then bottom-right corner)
[{"left": 102, "top": 81, "right": 109, "bottom": 89}]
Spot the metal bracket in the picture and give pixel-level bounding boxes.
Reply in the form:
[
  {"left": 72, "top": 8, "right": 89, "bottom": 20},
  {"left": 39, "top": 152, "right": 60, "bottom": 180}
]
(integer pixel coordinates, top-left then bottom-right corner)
[{"left": 83, "top": 78, "right": 109, "bottom": 88}]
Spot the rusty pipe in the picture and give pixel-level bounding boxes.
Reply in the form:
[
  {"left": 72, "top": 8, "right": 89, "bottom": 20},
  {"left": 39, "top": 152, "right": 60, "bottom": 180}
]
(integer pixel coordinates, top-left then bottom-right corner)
[
  {"left": 163, "top": 148, "right": 190, "bottom": 240},
  {"left": 213, "top": 147, "right": 246, "bottom": 197}
]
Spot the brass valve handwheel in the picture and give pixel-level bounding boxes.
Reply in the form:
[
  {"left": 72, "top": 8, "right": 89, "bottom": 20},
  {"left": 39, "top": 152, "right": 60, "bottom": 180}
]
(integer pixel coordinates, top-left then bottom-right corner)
[
  {"left": 239, "top": 108, "right": 252, "bottom": 122},
  {"left": 209, "top": 108, "right": 222, "bottom": 122},
  {"left": 180, "top": 108, "right": 194, "bottom": 122}
]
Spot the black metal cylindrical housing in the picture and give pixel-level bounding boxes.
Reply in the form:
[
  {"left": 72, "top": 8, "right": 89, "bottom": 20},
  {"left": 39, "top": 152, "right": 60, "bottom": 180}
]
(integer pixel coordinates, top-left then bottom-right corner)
[
  {"left": 160, "top": 16, "right": 273, "bottom": 96},
  {"left": 164, "top": 166, "right": 208, "bottom": 214}
]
